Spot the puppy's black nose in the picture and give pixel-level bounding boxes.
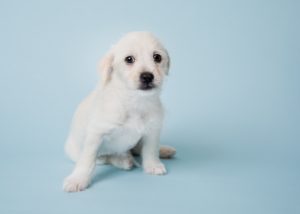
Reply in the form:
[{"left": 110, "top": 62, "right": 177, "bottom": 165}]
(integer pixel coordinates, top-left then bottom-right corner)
[{"left": 140, "top": 72, "right": 154, "bottom": 84}]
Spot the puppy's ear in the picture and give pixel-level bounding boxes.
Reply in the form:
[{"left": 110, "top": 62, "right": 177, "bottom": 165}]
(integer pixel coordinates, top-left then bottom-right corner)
[
  {"left": 98, "top": 52, "right": 114, "bottom": 86},
  {"left": 165, "top": 50, "right": 171, "bottom": 75}
]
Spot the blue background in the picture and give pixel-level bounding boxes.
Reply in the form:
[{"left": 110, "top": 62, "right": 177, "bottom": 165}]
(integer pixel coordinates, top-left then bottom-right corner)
[{"left": 0, "top": 0, "right": 299, "bottom": 213}]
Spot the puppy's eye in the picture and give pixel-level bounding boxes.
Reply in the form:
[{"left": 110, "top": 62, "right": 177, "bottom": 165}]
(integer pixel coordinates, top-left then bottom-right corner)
[
  {"left": 153, "top": 53, "right": 162, "bottom": 63},
  {"left": 125, "top": 56, "right": 135, "bottom": 64}
]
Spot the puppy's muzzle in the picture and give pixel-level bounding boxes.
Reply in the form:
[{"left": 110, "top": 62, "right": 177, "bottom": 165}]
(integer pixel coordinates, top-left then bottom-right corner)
[{"left": 139, "top": 72, "right": 155, "bottom": 90}]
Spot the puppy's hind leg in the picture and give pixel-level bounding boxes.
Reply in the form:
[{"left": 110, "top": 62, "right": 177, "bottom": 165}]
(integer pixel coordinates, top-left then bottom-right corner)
[
  {"left": 132, "top": 142, "right": 176, "bottom": 159},
  {"left": 97, "top": 152, "right": 135, "bottom": 170}
]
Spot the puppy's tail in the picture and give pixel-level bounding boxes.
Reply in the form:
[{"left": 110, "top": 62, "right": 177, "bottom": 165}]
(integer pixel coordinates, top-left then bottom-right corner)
[{"left": 159, "top": 145, "right": 176, "bottom": 159}]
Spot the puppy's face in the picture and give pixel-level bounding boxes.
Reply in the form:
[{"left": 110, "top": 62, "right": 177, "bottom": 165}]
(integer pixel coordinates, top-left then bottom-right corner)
[{"left": 100, "top": 32, "right": 170, "bottom": 93}]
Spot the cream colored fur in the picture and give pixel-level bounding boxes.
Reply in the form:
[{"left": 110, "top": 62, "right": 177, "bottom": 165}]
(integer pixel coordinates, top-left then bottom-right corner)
[{"left": 63, "top": 32, "right": 176, "bottom": 192}]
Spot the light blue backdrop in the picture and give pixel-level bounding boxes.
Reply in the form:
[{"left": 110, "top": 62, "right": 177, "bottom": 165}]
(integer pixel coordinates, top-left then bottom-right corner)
[{"left": 0, "top": 0, "right": 299, "bottom": 213}]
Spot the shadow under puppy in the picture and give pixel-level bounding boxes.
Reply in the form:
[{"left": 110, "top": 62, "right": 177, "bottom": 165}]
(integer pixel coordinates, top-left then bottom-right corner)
[{"left": 63, "top": 32, "right": 176, "bottom": 192}]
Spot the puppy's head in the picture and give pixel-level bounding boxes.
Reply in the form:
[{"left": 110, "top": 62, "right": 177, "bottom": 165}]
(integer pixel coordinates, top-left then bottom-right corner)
[{"left": 100, "top": 32, "right": 170, "bottom": 93}]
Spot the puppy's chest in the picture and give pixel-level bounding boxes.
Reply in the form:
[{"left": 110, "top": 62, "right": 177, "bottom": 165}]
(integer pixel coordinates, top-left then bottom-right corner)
[
  {"left": 115, "top": 112, "right": 148, "bottom": 137},
  {"left": 100, "top": 112, "right": 148, "bottom": 154}
]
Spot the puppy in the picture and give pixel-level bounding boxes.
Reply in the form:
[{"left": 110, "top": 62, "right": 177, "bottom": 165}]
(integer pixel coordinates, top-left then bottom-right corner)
[{"left": 63, "top": 32, "right": 176, "bottom": 192}]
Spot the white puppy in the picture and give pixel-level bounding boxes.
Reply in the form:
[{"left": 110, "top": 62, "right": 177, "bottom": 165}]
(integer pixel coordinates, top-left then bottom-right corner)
[{"left": 63, "top": 32, "right": 176, "bottom": 192}]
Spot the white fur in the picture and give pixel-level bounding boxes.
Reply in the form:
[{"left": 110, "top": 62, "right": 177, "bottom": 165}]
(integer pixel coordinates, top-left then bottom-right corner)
[{"left": 63, "top": 32, "right": 174, "bottom": 192}]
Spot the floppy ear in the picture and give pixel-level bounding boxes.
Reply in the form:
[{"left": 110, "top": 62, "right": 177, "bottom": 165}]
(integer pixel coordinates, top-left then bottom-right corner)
[
  {"left": 165, "top": 50, "right": 171, "bottom": 75},
  {"left": 98, "top": 52, "right": 114, "bottom": 86}
]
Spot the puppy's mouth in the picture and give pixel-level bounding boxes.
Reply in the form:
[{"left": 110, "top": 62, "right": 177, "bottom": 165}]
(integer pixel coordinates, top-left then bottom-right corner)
[{"left": 139, "top": 83, "right": 155, "bottom": 90}]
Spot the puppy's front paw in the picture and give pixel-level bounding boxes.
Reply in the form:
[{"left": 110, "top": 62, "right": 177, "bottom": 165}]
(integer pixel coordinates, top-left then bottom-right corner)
[
  {"left": 63, "top": 174, "right": 90, "bottom": 192},
  {"left": 144, "top": 161, "right": 167, "bottom": 175}
]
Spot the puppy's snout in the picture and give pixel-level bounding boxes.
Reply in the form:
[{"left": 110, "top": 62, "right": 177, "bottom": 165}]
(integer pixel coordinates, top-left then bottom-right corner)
[{"left": 140, "top": 72, "right": 154, "bottom": 84}]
